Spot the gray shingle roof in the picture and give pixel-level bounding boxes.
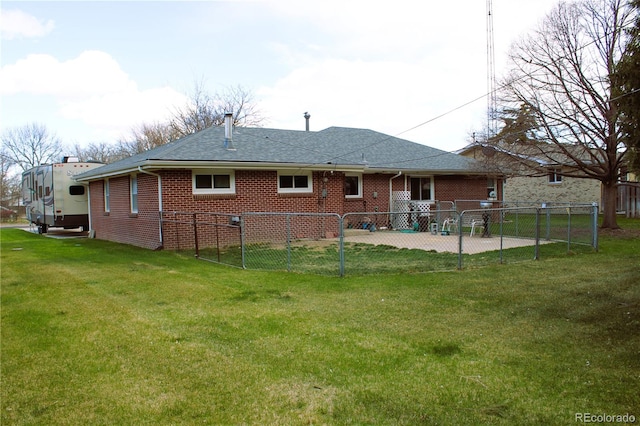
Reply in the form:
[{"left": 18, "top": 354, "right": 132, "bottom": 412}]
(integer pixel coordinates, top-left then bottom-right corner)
[{"left": 76, "top": 126, "right": 482, "bottom": 180}]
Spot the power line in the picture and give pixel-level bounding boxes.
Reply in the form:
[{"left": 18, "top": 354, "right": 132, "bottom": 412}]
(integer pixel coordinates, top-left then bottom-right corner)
[{"left": 257, "top": 14, "right": 635, "bottom": 174}]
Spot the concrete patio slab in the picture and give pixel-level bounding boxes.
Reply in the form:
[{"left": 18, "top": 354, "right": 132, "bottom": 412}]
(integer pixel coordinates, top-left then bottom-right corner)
[{"left": 342, "top": 230, "right": 541, "bottom": 255}]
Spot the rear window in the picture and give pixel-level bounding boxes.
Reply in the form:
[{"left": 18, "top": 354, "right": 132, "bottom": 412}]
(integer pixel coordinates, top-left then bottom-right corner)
[{"left": 69, "top": 185, "right": 85, "bottom": 196}]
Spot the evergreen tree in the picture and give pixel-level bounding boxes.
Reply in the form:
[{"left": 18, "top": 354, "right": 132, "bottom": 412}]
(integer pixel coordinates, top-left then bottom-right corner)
[{"left": 614, "top": 0, "right": 640, "bottom": 174}]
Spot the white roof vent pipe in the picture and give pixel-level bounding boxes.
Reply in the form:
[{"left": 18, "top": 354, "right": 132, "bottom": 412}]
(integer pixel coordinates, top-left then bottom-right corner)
[{"left": 224, "top": 112, "right": 236, "bottom": 150}]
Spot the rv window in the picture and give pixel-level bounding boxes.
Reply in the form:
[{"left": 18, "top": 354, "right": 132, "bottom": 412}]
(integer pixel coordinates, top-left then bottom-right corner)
[{"left": 69, "top": 185, "right": 85, "bottom": 196}]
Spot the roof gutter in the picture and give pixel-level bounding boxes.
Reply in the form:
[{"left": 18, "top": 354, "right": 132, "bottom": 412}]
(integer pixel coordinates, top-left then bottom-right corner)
[
  {"left": 75, "top": 160, "right": 370, "bottom": 181},
  {"left": 138, "top": 166, "right": 163, "bottom": 245}
]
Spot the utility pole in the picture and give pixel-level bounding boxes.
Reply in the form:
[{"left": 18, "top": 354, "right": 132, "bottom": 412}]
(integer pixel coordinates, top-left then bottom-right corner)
[{"left": 486, "top": 0, "right": 497, "bottom": 139}]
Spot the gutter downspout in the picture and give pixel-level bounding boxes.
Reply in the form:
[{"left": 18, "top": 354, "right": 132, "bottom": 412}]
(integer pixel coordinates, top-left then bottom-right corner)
[
  {"left": 86, "top": 182, "right": 92, "bottom": 236},
  {"left": 389, "top": 171, "right": 402, "bottom": 225},
  {"left": 138, "top": 166, "right": 163, "bottom": 246}
]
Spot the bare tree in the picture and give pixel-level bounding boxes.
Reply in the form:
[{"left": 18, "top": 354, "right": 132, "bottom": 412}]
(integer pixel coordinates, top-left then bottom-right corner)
[
  {"left": 214, "top": 84, "right": 265, "bottom": 128},
  {"left": 116, "top": 121, "right": 182, "bottom": 157},
  {"left": 73, "top": 142, "right": 126, "bottom": 164},
  {"left": 169, "top": 82, "right": 219, "bottom": 136},
  {"left": 169, "top": 83, "right": 265, "bottom": 136},
  {"left": 1, "top": 123, "right": 63, "bottom": 171},
  {"left": 490, "top": 0, "right": 633, "bottom": 229},
  {"left": 0, "top": 147, "right": 21, "bottom": 207},
  {"left": 118, "top": 83, "right": 266, "bottom": 158}
]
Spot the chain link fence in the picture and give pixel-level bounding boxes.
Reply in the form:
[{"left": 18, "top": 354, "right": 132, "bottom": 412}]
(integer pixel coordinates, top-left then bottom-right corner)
[
  {"left": 242, "top": 212, "right": 342, "bottom": 275},
  {"left": 160, "top": 211, "right": 243, "bottom": 265},
  {"left": 160, "top": 203, "right": 598, "bottom": 276}
]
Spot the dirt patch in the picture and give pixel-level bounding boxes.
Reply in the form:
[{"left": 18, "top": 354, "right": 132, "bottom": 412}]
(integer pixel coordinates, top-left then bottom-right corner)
[{"left": 599, "top": 227, "right": 640, "bottom": 239}]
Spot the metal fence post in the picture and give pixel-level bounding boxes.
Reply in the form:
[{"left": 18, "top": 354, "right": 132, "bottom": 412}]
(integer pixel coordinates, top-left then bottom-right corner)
[
  {"left": 286, "top": 214, "right": 292, "bottom": 272},
  {"left": 544, "top": 204, "right": 551, "bottom": 241},
  {"left": 158, "top": 211, "right": 164, "bottom": 248},
  {"left": 193, "top": 212, "right": 199, "bottom": 258},
  {"left": 174, "top": 212, "right": 180, "bottom": 251},
  {"left": 534, "top": 208, "right": 540, "bottom": 260},
  {"left": 567, "top": 206, "right": 572, "bottom": 252},
  {"left": 214, "top": 214, "right": 221, "bottom": 263},
  {"left": 592, "top": 202, "right": 599, "bottom": 251},
  {"left": 458, "top": 211, "right": 464, "bottom": 269},
  {"left": 240, "top": 214, "right": 246, "bottom": 269},
  {"left": 499, "top": 212, "right": 504, "bottom": 264},
  {"left": 339, "top": 215, "right": 345, "bottom": 277}
]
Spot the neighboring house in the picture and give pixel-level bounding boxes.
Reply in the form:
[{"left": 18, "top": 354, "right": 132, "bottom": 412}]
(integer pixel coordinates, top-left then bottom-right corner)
[
  {"left": 76, "top": 120, "right": 500, "bottom": 250},
  {"left": 502, "top": 172, "right": 600, "bottom": 205},
  {"left": 457, "top": 143, "right": 600, "bottom": 206}
]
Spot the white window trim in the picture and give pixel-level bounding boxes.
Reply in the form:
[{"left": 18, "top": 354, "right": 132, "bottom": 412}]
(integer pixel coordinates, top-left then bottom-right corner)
[
  {"left": 104, "top": 179, "right": 110, "bottom": 212},
  {"left": 487, "top": 178, "right": 497, "bottom": 200},
  {"left": 277, "top": 171, "right": 313, "bottom": 194},
  {"left": 345, "top": 173, "right": 362, "bottom": 198},
  {"left": 192, "top": 169, "right": 236, "bottom": 195},
  {"left": 548, "top": 168, "right": 563, "bottom": 184},
  {"left": 410, "top": 175, "right": 435, "bottom": 202},
  {"left": 130, "top": 174, "right": 138, "bottom": 214}
]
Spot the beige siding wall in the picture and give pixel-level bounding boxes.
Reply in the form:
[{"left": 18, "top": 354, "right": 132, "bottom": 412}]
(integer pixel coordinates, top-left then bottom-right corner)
[{"left": 504, "top": 175, "right": 600, "bottom": 204}]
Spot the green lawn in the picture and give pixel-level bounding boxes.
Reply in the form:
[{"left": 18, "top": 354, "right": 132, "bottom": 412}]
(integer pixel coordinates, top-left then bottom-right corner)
[{"left": 1, "top": 221, "right": 639, "bottom": 425}]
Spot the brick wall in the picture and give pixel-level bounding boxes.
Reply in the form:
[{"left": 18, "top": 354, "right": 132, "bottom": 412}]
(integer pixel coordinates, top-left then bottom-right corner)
[
  {"left": 89, "top": 169, "right": 348, "bottom": 250},
  {"left": 88, "top": 169, "right": 499, "bottom": 250},
  {"left": 159, "top": 170, "right": 345, "bottom": 215},
  {"left": 434, "top": 175, "right": 498, "bottom": 203},
  {"left": 89, "top": 174, "right": 161, "bottom": 250},
  {"left": 345, "top": 173, "right": 494, "bottom": 213},
  {"left": 504, "top": 175, "right": 600, "bottom": 205},
  {"left": 345, "top": 173, "right": 392, "bottom": 214}
]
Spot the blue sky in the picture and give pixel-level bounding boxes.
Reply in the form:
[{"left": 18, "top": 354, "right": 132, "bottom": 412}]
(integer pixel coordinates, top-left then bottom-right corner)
[{"left": 1, "top": 0, "right": 559, "bottom": 152}]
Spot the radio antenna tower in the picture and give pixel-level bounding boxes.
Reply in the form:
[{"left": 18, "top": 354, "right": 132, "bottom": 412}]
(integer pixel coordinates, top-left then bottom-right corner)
[{"left": 486, "top": 0, "right": 498, "bottom": 140}]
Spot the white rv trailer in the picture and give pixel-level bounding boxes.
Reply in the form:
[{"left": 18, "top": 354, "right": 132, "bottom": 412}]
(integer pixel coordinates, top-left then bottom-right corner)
[{"left": 21, "top": 157, "right": 103, "bottom": 233}]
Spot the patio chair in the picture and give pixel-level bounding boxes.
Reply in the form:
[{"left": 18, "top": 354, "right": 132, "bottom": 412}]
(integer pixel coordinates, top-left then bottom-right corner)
[
  {"left": 441, "top": 217, "right": 459, "bottom": 235},
  {"left": 469, "top": 217, "right": 484, "bottom": 237}
]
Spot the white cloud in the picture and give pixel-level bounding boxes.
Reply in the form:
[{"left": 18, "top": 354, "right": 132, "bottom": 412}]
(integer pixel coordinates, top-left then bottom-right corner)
[
  {"left": 0, "top": 51, "right": 135, "bottom": 98},
  {"left": 263, "top": 0, "right": 485, "bottom": 59},
  {"left": 59, "top": 86, "right": 187, "bottom": 137},
  {"left": 0, "top": 0, "right": 561, "bottom": 149},
  {"left": 256, "top": 0, "right": 560, "bottom": 151},
  {"left": 1, "top": 50, "right": 188, "bottom": 143},
  {"left": 255, "top": 1, "right": 492, "bottom": 150},
  {"left": 0, "top": 9, "right": 55, "bottom": 40},
  {"left": 258, "top": 57, "right": 487, "bottom": 150}
]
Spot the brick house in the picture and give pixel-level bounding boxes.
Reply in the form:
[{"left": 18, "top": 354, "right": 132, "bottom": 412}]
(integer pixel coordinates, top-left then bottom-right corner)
[
  {"left": 457, "top": 143, "right": 601, "bottom": 205},
  {"left": 76, "top": 119, "right": 500, "bottom": 249}
]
